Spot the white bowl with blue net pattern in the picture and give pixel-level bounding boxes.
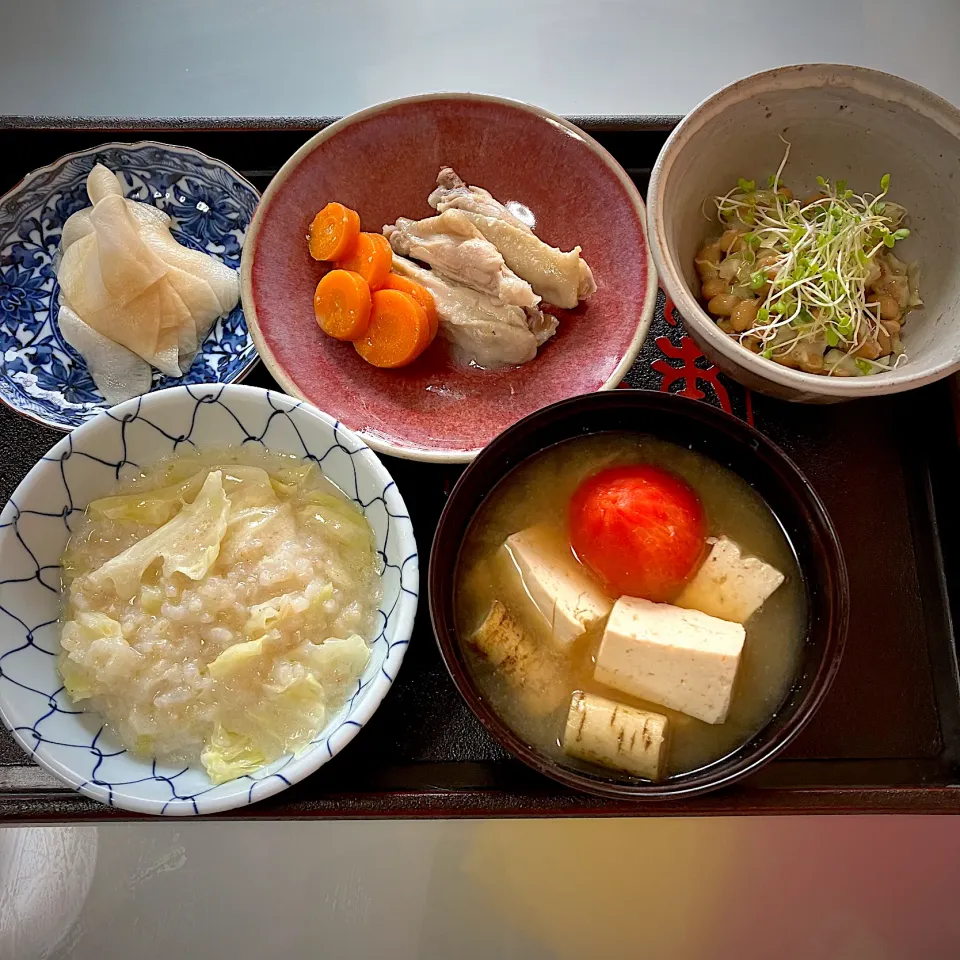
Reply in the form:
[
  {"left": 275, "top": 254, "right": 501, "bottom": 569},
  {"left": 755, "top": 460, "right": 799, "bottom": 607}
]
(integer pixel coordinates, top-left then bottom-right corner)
[{"left": 0, "top": 384, "right": 417, "bottom": 815}]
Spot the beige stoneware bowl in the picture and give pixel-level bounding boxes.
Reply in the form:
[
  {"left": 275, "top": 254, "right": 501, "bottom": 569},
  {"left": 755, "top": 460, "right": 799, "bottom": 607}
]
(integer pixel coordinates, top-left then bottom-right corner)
[{"left": 647, "top": 64, "right": 960, "bottom": 402}]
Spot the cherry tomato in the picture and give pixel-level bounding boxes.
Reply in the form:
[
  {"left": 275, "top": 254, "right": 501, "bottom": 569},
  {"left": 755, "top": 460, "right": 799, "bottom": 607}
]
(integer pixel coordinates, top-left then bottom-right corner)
[{"left": 569, "top": 464, "right": 706, "bottom": 602}]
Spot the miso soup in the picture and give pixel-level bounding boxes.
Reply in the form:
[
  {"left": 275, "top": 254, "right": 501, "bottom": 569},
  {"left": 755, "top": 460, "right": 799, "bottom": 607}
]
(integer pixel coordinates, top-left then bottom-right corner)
[{"left": 454, "top": 432, "right": 807, "bottom": 778}]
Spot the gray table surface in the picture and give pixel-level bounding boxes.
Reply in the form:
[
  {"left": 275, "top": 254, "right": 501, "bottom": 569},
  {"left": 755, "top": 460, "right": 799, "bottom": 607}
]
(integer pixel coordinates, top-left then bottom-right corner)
[{"left": 1, "top": 0, "right": 958, "bottom": 119}]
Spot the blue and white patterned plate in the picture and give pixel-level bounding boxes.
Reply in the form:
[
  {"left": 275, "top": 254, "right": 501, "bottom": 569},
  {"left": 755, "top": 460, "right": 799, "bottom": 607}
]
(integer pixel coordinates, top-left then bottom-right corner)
[
  {"left": 0, "top": 141, "right": 260, "bottom": 432},
  {"left": 0, "top": 384, "right": 418, "bottom": 815}
]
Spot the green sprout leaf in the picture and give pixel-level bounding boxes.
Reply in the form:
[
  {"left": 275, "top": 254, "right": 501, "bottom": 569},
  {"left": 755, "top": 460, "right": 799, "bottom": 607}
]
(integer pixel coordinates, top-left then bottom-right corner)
[{"left": 711, "top": 148, "right": 911, "bottom": 378}]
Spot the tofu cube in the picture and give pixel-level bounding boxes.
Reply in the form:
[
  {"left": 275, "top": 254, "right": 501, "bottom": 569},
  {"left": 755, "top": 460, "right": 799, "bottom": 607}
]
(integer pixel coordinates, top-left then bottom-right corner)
[
  {"left": 594, "top": 596, "right": 745, "bottom": 724},
  {"left": 676, "top": 536, "right": 785, "bottom": 623},
  {"left": 504, "top": 526, "right": 612, "bottom": 651}
]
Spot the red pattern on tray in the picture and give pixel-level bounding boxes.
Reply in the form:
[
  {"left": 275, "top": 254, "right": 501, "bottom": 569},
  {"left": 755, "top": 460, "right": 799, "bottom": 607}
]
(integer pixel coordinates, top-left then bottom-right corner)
[{"left": 619, "top": 289, "right": 752, "bottom": 423}]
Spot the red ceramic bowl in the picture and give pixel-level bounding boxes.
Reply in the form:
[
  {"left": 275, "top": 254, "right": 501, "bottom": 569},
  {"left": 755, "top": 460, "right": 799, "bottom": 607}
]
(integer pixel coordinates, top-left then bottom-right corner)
[{"left": 240, "top": 94, "right": 657, "bottom": 462}]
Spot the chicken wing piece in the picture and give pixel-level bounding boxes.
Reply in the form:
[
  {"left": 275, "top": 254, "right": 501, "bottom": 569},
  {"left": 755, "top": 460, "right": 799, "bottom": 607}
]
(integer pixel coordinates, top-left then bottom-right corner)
[
  {"left": 526, "top": 308, "right": 559, "bottom": 346},
  {"left": 391, "top": 255, "right": 539, "bottom": 367},
  {"left": 427, "top": 168, "right": 596, "bottom": 306},
  {"left": 456, "top": 210, "right": 597, "bottom": 309},
  {"left": 428, "top": 167, "right": 534, "bottom": 233},
  {"left": 383, "top": 210, "right": 540, "bottom": 310}
]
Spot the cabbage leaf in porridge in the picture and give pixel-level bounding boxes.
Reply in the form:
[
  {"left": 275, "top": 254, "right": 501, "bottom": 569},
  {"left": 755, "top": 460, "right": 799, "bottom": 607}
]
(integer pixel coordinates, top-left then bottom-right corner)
[{"left": 59, "top": 453, "right": 382, "bottom": 784}]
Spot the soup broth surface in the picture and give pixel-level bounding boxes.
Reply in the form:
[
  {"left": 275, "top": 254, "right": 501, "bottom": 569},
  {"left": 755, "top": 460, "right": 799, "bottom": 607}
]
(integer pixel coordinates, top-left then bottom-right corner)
[{"left": 455, "top": 432, "right": 806, "bottom": 777}]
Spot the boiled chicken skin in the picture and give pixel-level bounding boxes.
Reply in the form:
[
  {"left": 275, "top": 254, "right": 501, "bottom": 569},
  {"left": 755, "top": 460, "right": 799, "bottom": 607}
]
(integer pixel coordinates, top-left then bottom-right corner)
[
  {"left": 391, "top": 255, "right": 539, "bottom": 367},
  {"left": 428, "top": 166, "right": 534, "bottom": 233},
  {"left": 427, "top": 167, "right": 596, "bottom": 307},
  {"left": 383, "top": 210, "right": 540, "bottom": 310},
  {"left": 455, "top": 210, "right": 590, "bottom": 310}
]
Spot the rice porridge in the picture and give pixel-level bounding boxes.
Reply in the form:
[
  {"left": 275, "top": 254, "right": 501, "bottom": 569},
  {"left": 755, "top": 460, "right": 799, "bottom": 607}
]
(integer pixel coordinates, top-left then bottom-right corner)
[{"left": 59, "top": 449, "right": 382, "bottom": 783}]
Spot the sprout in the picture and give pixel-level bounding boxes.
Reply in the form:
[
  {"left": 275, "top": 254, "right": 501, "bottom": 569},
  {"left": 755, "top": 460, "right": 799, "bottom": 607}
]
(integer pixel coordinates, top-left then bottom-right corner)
[{"left": 711, "top": 145, "right": 911, "bottom": 375}]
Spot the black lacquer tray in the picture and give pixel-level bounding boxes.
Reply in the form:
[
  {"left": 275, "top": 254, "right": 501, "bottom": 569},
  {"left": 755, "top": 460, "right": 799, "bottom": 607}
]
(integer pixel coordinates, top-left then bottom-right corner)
[{"left": 1, "top": 118, "right": 958, "bottom": 820}]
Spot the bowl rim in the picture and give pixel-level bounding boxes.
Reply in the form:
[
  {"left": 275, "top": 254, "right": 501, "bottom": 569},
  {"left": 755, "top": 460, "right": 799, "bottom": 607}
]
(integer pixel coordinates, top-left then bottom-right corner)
[
  {"left": 647, "top": 62, "right": 960, "bottom": 399},
  {"left": 428, "top": 389, "right": 850, "bottom": 800},
  {"left": 0, "top": 139, "right": 263, "bottom": 433},
  {"left": 0, "top": 382, "right": 418, "bottom": 815},
  {"left": 239, "top": 91, "right": 659, "bottom": 463}
]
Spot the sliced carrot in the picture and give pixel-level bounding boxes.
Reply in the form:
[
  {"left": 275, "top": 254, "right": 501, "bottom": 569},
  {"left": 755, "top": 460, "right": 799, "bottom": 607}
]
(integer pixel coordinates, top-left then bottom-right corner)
[
  {"left": 308, "top": 202, "right": 361, "bottom": 261},
  {"left": 355, "top": 289, "right": 430, "bottom": 368},
  {"left": 313, "top": 269, "right": 371, "bottom": 341},
  {"left": 337, "top": 232, "right": 393, "bottom": 291},
  {"left": 382, "top": 273, "right": 439, "bottom": 341}
]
